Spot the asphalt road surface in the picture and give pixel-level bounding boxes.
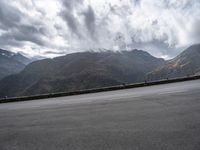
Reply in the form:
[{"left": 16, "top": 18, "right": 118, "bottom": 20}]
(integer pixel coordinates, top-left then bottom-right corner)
[{"left": 0, "top": 80, "right": 200, "bottom": 150}]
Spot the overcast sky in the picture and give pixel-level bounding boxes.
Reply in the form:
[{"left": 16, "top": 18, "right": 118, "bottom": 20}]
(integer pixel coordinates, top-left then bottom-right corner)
[{"left": 0, "top": 0, "right": 200, "bottom": 59}]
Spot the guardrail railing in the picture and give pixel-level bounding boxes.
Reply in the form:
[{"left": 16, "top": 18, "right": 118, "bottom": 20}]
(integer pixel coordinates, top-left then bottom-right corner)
[{"left": 0, "top": 75, "right": 200, "bottom": 104}]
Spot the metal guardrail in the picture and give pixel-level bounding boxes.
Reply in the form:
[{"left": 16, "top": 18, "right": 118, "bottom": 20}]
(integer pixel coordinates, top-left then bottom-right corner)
[{"left": 0, "top": 75, "right": 200, "bottom": 104}]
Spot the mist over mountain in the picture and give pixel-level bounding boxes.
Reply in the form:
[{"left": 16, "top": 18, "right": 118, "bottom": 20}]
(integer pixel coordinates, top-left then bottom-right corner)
[
  {"left": 147, "top": 44, "right": 200, "bottom": 80},
  {"left": 0, "top": 49, "right": 31, "bottom": 80},
  {"left": 0, "top": 49, "right": 165, "bottom": 98},
  {"left": 0, "top": 43, "right": 199, "bottom": 99}
]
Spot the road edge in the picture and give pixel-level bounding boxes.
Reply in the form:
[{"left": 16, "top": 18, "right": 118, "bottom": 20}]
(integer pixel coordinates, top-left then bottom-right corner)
[{"left": 0, "top": 75, "right": 200, "bottom": 104}]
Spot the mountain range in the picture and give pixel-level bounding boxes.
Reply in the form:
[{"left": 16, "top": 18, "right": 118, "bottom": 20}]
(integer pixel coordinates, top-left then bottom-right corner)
[
  {"left": 0, "top": 49, "right": 31, "bottom": 80},
  {"left": 0, "top": 50, "right": 165, "bottom": 98},
  {"left": 0, "top": 44, "right": 199, "bottom": 99},
  {"left": 147, "top": 44, "right": 200, "bottom": 80}
]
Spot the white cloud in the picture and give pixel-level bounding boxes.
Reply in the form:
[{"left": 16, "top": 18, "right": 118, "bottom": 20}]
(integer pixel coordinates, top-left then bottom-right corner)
[{"left": 0, "top": 0, "right": 199, "bottom": 59}]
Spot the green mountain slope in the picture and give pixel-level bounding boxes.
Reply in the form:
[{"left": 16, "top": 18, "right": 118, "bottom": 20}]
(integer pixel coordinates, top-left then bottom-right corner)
[
  {"left": 0, "top": 49, "right": 31, "bottom": 80},
  {"left": 147, "top": 44, "right": 200, "bottom": 80},
  {"left": 0, "top": 50, "right": 165, "bottom": 98}
]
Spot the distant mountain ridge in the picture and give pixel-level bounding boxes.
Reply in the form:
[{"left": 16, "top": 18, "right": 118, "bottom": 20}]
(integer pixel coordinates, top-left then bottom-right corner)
[
  {"left": 147, "top": 44, "right": 200, "bottom": 80},
  {"left": 0, "top": 49, "right": 165, "bottom": 98},
  {"left": 0, "top": 49, "right": 31, "bottom": 80},
  {"left": 0, "top": 44, "right": 199, "bottom": 99},
  {"left": 0, "top": 49, "right": 31, "bottom": 65}
]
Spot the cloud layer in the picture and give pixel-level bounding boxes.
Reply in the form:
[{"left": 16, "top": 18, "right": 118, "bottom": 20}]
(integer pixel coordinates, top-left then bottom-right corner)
[{"left": 0, "top": 0, "right": 200, "bottom": 59}]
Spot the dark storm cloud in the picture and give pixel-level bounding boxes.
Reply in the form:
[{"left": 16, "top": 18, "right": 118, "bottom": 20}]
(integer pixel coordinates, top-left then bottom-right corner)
[
  {"left": 0, "top": 1, "right": 48, "bottom": 48},
  {"left": 0, "top": 22, "right": 47, "bottom": 47},
  {"left": 0, "top": 33, "right": 23, "bottom": 47},
  {"left": 0, "top": 25, "right": 45, "bottom": 47},
  {"left": 83, "top": 6, "right": 96, "bottom": 37},
  {"left": 61, "top": 1, "right": 97, "bottom": 40},
  {"left": 60, "top": 0, "right": 84, "bottom": 37},
  {"left": 191, "top": 19, "right": 200, "bottom": 42},
  {"left": 61, "top": 0, "right": 83, "bottom": 11},
  {"left": 0, "top": 1, "right": 22, "bottom": 29},
  {"left": 12, "top": 25, "right": 45, "bottom": 46},
  {"left": 43, "top": 51, "right": 65, "bottom": 55},
  {"left": 60, "top": 12, "right": 80, "bottom": 37}
]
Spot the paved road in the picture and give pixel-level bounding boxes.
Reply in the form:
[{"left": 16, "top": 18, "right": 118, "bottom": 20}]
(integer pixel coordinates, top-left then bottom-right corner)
[{"left": 0, "top": 80, "right": 200, "bottom": 150}]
